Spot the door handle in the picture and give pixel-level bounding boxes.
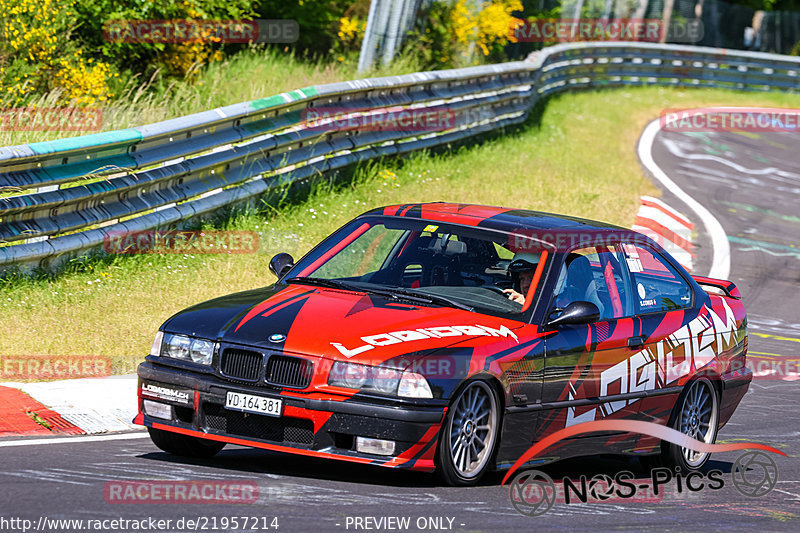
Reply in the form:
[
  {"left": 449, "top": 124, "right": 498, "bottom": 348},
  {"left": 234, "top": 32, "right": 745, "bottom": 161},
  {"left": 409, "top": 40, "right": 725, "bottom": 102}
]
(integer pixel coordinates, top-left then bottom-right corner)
[{"left": 628, "top": 335, "right": 646, "bottom": 350}]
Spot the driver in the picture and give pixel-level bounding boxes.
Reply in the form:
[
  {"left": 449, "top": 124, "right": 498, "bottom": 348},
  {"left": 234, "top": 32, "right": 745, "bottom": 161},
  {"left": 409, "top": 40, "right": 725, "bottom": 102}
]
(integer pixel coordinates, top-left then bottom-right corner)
[{"left": 503, "top": 252, "right": 540, "bottom": 305}]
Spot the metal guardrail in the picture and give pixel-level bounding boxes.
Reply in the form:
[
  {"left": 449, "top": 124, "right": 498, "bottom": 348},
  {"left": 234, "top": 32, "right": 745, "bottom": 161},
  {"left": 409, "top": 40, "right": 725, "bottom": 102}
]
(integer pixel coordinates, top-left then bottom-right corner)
[{"left": 1, "top": 42, "right": 799, "bottom": 269}]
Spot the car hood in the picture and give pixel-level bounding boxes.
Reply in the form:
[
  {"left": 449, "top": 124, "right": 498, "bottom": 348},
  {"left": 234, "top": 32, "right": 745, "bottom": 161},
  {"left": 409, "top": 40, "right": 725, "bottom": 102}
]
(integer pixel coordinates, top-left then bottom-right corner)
[{"left": 161, "top": 284, "right": 525, "bottom": 364}]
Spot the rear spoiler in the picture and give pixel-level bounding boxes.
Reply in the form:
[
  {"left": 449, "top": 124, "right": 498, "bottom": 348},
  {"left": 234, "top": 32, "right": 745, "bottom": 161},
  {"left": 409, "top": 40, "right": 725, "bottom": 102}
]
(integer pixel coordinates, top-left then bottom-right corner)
[{"left": 692, "top": 275, "right": 741, "bottom": 299}]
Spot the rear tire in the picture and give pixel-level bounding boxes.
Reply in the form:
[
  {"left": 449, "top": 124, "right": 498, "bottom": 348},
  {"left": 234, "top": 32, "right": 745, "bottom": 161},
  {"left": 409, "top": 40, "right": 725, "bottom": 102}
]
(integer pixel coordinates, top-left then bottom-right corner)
[
  {"left": 664, "top": 377, "right": 719, "bottom": 471},
  {"left": 641, "top": 377, "right": 719, "bottom": 474},
  {"left": 148, "top": 427, "right": 226, "bottom": 458},
  {"left": 436, "top": 379, "right": 501, "bottom": 486}
]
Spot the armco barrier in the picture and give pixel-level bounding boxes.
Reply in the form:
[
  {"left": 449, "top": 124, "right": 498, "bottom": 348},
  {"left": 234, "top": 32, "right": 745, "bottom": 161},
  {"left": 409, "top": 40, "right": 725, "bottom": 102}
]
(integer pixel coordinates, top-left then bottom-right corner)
[{"left": 1, "top": 42, "right": 799, "bottom": 269}]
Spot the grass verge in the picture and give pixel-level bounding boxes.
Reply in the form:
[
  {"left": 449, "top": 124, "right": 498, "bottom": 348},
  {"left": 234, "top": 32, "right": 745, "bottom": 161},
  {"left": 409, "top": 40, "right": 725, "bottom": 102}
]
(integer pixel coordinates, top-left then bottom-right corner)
[
  {"left": 0, "top": 48, "right": 421, "bottom": 146},
  {"left": 2, "top": 86, "right": 800, "bottom": 375}
]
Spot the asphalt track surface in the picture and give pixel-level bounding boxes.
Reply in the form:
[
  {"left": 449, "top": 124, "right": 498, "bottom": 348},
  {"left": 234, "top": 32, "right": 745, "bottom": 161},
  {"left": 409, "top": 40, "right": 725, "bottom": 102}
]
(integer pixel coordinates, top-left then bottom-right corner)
[{"left": 1, "top": 120, "right": 798, "bottom": 532}]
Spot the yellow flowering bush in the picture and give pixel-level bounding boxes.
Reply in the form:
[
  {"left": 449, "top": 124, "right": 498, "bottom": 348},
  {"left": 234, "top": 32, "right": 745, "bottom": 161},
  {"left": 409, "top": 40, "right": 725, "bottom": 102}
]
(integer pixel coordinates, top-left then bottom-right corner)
[
  {"left": 453, "top": 0, "right": 523, "bottom": 57},
  {"left": 51, "top": 57, "right": 116, "bottom": 105},
  {"left": 408, "top": 0, "right": 523, "bottom": 69},
  {"left": 452, "top": 0, "right": 477, "bottom": 48},
  {"left": 161, "top": 42, "right": 225, "bottom": 80},
  {"left": 0, "top": 0, "right": 257, "bottom": 106},
  {"left": 337, "top": 16, "right": 367, "bottom": 52},
  {"left": 0, "top": 0, "right": 115, "bottom": 106},
  {"left": 159, "top": 1, "right": 227, "bottom": 79}
]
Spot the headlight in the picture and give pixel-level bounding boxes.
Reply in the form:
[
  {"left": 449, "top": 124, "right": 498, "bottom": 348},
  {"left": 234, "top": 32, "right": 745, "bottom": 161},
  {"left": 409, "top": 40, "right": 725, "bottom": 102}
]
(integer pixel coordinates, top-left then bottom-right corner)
[
  {"left": 329, "top": 362, "right": 430, "bottom": 398},
  {"left": 160, "top": 333, "right": 215, "bottom": 366},
  {"left": 397, "top": 372, "right": 433, "bottom": 398},
  {"left": 373, "top": 366, "right": 404, "bottom": 394},
  {"left": 341, "top": 363, "right": 370, "bottom": 389},
  {"left": 188, "top": 338, "right": 214, "bottom": 365},
  {"left": 330, "top": 362, "right": 397, "bottom": 392},
  {"left": 165, "top": 334, "right": 191, "bottom": 360}
]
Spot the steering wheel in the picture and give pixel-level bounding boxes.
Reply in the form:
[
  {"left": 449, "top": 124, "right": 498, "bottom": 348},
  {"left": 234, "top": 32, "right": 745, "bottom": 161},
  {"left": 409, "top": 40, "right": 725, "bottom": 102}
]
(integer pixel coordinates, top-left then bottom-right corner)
[{"left": 484, "top": 285, "right": 508, "bottom": 295}]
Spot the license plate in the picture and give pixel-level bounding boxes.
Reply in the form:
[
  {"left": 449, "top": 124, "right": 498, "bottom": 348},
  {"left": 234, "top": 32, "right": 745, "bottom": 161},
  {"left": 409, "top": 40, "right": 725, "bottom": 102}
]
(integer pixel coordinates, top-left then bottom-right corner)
[{"left": 225, "top": 391, "right": 282, "bottom": 417}]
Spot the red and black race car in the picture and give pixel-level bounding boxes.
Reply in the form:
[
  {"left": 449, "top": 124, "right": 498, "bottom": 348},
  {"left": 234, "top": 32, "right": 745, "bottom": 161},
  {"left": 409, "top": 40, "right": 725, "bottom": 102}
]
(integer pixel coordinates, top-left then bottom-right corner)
[{"left": 135, "top": 202, "right": 752, "bottom": 485}]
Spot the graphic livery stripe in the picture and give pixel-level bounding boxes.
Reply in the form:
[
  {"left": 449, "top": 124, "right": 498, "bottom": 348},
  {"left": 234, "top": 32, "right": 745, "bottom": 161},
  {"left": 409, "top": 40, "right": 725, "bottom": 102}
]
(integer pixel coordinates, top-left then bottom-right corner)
[
  {"left": 483, "top": 334, "right": 552, "bottom": 370},
  {"left": 233, "top": 290, "right": 312, "bottom": 332}
]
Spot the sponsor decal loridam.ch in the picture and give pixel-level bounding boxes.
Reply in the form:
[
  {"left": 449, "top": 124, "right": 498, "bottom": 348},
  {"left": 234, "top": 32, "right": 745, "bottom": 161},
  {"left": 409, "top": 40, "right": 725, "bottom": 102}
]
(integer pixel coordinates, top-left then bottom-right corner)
[
  {"left": 330, "top": 324, "right": 520, "bottom": 358},
  {"left": 140, "top": 383, "right": 192, "bottom": 405},
  {"left": 566, "top": 300, "right": 739, "bottom": 426}
]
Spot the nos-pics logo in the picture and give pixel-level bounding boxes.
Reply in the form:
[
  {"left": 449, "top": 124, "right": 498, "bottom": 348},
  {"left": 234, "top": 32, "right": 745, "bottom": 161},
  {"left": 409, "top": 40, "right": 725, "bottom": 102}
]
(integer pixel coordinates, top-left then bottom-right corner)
[{"left": 503, "top": 420, "right": 783, "bottom": 517}]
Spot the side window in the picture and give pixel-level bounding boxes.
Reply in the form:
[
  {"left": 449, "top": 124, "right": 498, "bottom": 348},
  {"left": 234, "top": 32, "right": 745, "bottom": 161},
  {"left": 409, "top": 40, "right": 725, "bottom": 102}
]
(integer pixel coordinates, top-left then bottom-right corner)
[
  {"left": 621, "top": 243, "right": 693, "bottom": 313},
  {"left": 552, "top": 246, "right": 634, "bottom": 321}
]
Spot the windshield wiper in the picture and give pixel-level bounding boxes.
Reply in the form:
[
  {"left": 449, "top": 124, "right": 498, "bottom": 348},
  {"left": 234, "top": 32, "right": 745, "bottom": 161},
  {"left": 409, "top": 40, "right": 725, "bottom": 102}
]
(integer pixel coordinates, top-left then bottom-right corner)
[
  {"left": 285, "top": 277, "right": 358, "bottom": 292},
  {"left": 384, "top": 287, "right": 474, "bottom": 312}
]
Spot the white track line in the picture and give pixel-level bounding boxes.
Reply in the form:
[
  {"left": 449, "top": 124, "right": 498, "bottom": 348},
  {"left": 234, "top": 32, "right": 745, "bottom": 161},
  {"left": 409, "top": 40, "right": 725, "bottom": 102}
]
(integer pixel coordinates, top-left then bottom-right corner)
[
  {"left": 0, "top": 431, "right": 148, "bottom": 448},
  {"left": 638, "top": 119, "right": 731, "bottom": 280}
]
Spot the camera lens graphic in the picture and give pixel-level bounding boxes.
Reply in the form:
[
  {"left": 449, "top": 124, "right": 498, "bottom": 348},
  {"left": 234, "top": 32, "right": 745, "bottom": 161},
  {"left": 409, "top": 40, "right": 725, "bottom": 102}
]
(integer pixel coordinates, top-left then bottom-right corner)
[
  {"left": 509, "top": 470, "right": 556, "bottom": 516},
  {"left": 732, "top": 451, "right": 778, "bottom": 497},
  {"left": 587, "top": 474, "right": 616, "bottom": 501}
]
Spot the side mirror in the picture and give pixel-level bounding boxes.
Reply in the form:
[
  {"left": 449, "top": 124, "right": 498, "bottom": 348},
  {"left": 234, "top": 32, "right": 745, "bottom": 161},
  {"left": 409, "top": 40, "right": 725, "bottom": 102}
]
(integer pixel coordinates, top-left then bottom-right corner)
[
  {"left": 547, "top": 301, "right": 600, "bottom": 327},
  {"left": 269, "top": 253, "right": 294, "bottom": 280}
]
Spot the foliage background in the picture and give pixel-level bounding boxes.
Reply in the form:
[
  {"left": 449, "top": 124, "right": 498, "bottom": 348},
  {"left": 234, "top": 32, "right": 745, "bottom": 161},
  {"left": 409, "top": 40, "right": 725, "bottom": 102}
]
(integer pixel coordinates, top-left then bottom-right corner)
[
  {"left": 0, "top": 0, "right": 529, "bottom": 108},
  {"left": 2, "top": 0, "right": 797, "bottom": 108}
]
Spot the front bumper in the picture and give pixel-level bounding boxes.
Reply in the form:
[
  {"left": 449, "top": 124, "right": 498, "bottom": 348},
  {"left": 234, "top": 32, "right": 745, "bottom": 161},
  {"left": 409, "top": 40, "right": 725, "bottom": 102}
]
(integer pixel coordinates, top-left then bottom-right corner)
[{"left": 135, "top": 362, "right": 445, "bottom": 472}]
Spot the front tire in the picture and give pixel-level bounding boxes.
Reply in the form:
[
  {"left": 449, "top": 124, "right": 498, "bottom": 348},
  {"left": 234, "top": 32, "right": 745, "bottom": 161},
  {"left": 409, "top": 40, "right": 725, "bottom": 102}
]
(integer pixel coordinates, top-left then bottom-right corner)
[
  {"left": 148, "top": 427, "right": 226, "bottom": 458},
  {"left": 436, "top": 379, "right": 501, "bottom": 486}
]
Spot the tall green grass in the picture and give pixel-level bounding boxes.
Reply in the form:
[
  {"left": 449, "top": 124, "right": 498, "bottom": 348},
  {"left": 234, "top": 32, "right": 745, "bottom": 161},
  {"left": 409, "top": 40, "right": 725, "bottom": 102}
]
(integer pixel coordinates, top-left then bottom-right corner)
[{"left": 0, "top": 47, "right": 421, "bottom": 146}]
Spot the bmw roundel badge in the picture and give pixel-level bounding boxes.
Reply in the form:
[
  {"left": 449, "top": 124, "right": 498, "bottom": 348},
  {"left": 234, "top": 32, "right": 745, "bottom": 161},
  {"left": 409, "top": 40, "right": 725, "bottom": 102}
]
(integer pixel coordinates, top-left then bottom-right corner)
[{"left": 268, "top": 333, "right": 286, "bottom": 343}]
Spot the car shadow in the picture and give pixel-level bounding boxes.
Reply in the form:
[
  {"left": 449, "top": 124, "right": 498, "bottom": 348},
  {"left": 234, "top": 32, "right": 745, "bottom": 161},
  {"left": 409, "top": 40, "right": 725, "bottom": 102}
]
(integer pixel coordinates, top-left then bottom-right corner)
[
  {"left": 138, "top": 445, "right": 738, "bottom": 488},
  {"left": 138, "top": 446, "right": 439, "bottom": 487}
]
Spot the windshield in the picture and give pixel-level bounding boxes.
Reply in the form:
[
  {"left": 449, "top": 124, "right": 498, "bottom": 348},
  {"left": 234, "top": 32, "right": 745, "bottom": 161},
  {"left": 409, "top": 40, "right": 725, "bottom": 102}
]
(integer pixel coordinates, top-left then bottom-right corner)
[{"left": 286, "top": 216, "right": 551, "bottom": 319}]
